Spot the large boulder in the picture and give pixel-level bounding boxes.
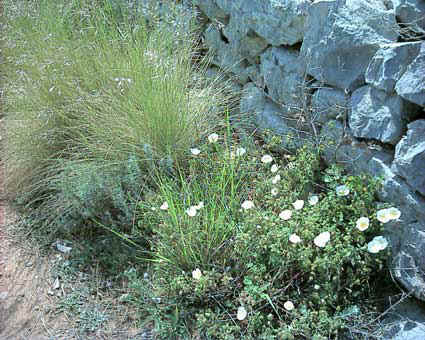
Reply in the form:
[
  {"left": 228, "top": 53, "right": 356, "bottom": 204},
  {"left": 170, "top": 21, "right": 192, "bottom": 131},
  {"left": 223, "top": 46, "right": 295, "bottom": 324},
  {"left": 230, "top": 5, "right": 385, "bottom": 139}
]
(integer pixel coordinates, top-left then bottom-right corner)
[
  {"left": 260, "top": 47, "right": 306, "bottom": 107},
  {"left": 203, "top": 24, "right": 249, "bottom": 83},
  {"left": 192, "top": 0, "right": 229, "bottom": 22},
  {"left": 221, "top": 0, "right": 309, "bottom": 46},
  {"left": 320, "top": 119, "right": 393, "bottom": 175},
  {"left": 311, "top": 87, "right": 348, "bottom": 124},
  {"left": 365, "top": 42, "right": 422, "bottom": 93},
  {"left": 349, "top": 85, "right": 418, "bottom": 145},
  {"left": 383, "top": 298, "right": 425, "bottom": 340},
  {"left": 222, "top": 16, "right": 269, "bottom": 64},
  {"left": 395, "top": 42, "right": 425, "bottom": 107},
  {"left": 300, "top": 0, "right": 398, "bottom": 91},
  {"left": 392, "top": 120, "right": 425, "bottom": 196},
  {"left": 240, "top": 83, "right": 308, "bottom": 150},
  {"left": 392, "top": 221, "right": 425, "bottom": 301},
  {"left": 392, "top": 0, "right": 425, "bottom": 35}
]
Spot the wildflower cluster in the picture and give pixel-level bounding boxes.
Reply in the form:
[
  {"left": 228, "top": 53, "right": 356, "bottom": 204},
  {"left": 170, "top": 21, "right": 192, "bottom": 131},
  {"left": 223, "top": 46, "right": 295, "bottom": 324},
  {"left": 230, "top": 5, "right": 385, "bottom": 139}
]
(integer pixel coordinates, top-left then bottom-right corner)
[{"left": 133, "top": 139, "right": 394, "bottom": 339}]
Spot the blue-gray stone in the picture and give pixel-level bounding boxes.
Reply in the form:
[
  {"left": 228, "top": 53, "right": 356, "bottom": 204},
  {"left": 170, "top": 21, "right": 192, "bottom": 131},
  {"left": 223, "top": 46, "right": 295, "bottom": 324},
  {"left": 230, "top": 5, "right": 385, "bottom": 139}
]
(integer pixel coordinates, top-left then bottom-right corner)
[
  {"left": 349, "top": 85, "right": 415, "bottom": 145},
  {"left": 301, "top": 0, "right": 398, "bottom": 91},
  {"left": 395, "top": 42, "right": 425, "bottom": 107},
  {"left": 260, "top": 47, "right": 306, "bottom": 107},
  {"left": 365, "top": 42, "right": 422, "bottom": 93},
  {"left": 392, "top": 120, "right": 425, "bottom": 196}
]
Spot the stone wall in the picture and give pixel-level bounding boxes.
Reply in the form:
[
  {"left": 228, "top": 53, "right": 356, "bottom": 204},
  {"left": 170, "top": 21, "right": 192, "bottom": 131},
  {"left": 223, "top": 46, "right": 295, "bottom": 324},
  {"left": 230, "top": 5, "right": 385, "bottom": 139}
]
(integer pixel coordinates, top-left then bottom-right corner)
[{"left": 192, "top": 0, "right": 425, "bottom": 308}]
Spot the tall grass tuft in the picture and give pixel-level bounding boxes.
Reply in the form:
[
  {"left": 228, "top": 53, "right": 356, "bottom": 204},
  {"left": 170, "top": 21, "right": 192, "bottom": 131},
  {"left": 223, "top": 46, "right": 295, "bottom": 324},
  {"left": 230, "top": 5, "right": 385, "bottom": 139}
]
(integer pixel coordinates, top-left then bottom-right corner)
[{"left": 2, "top": 0, "right": 235, "bottom": 238}]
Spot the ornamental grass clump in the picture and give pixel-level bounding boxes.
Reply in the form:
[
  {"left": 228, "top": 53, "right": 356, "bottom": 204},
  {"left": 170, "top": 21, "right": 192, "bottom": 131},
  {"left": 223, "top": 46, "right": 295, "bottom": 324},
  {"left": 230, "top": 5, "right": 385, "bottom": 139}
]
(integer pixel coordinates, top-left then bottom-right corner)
[
  {"left": 128, "top": 138, "right": 393, "bottom": 339},
  {"left": 3, "top": 0, "right": 234, "bottom": 238}
]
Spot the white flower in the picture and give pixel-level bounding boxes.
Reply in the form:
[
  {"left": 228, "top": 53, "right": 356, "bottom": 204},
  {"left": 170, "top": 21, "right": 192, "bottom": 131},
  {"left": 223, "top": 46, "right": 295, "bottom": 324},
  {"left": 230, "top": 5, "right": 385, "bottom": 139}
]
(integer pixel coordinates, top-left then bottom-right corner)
[
  {"left": 241, "top": 200, "right": 255, "bottom": 210},
  {"left": 160, "top": 202, "right": 169, "bottom": 210},
  {"left": 308, "top": 195, "right": 319, "bottom": 206},
  {"left": 271, "top": 188, "right": 279, "bottom": 196},
  {"left": 272, "top": 174, "right": 281, "bottom": 184},
  {"left": 192, "top": 268, "right": 202, "bottom": 280},
  {"left": 271, "top": 164, "right": 279, "bottom": 173},
  {"left": 279, "top": 210, "right": 292, "bottom": 220},
  {"left": 237, "top": 306, "right": 247, "bottom": 321},
  {"left": 377, "top": 209, "right": 391, "bottom": 223},
  {"left": 356, "top": 217, "right": 370, "bottom": 231},
  {"left": 387, "top": 207, "right": 401, "bottom": 220},
  {"left": 235, "top": 147, "right": 246, "bottom": 157},
  {"left": 289, "top": 233, "right": 302, "bottom": 244},
  {"left": 208, "top": 133, "right": 219, "bottom": 143},
  {"left": 367, "top": 236, "right": 388, "bottom": 254},
  {"left": 261, "top": 155, "right": 273, "bottom": 164},
  {"left": 314, "top": 284, "right": 320, "bottom": 290},
  {"left": 292, "top": 200, "right": 304, "bottom": 210},
  {"left": 195, "top": 201, "right": 204, "bottom": 210},
  {"left": 336, "top": 185, "right": 350, "bottom": 196},
  {"left": 314, "top": 232, "right": 330, "bottom": 248},
  {"left": 190, "top": 148, "right": 201, "bottom": 155},
  {"left": 283, "top": 301, "right": 294, "bottom": 311},
  {"left": 186, "top": 206, "right": 197, "bottom": 217}
]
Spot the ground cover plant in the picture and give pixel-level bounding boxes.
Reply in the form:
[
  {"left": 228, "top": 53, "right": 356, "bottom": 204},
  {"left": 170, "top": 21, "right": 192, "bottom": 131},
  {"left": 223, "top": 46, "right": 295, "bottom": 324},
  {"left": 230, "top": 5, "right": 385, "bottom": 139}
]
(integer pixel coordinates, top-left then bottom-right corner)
[
  {"left": 127, "top": 138, "right": 397, "bottom": 339},
  {"left": 1, "top": 0, "right": 400, "bottom": 339}
]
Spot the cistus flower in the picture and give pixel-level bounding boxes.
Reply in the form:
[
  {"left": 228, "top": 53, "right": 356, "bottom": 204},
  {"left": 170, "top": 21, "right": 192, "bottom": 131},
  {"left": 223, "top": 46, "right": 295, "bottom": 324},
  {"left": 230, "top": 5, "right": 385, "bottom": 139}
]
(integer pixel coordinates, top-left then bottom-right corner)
[
  {"left": 186, "top": 206, "right": 197, "bottom": 217},
  {"left": 237, "top": 306, "right": 247, "bottom": 320},
  {"left": 292, "top": 200, "right": 304, "bottom": 210},
  {"left": 271, "top": 164, "right": 279, "bottom": 173},
  {"left": 308, "top": 195, "right": 319, "bottom": 206},
  {"left": 192, "top": 268, "right": 202, "bottom": 280},
  {"left": 241, "top": 200, "right": 255, "bottom": 210},
  {"left": 279, "top": 210, "right": 292, "bottom": 220},
  {"left": 283, "top": 301, "right": 295, "bottom": 311},
  {"left": 190, "top": 148, "right": 201, "bottom": 155},
  {"left": 261, "top": 155, "right": 273, "bottom": 164},
  {"left": 208, "top": 133, "right": 219, "bottom": 143},
  {"left": 376, "top": 209, "right": 391, "bottom": 223},
  {"left": 356, "top": 217, "right": 370, "bottom": 231},
  {"left": 272, "top": 174, "right": 281, "bottom": 184},
  {"left": 235, "top": 147, "right": 246, "bottom": 157},
  {"left": 289, "top": 233, "right": 302, "bottom": 244},
  {"left": 271, "top": 188, "right": 279, "bottom": 196},
  {"left": 160, "top": 202, "right": 169, "bottom": 210},
  {"left": 314, "top": 232, "right": 330, "bottom": 248},
  {"left": 336, "top": 185, "right": 350, "bottom": 196},
  {"left": 367, "top": 236, "right": 388, "bottom": 253},
  {"left": 387, "top": 207, "right": 401, "bottom": 220}
]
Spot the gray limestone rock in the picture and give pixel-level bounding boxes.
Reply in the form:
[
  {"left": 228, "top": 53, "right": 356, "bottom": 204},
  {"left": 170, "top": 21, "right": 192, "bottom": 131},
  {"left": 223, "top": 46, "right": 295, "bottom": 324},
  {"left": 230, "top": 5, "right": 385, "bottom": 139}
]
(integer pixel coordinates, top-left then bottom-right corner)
[
  {"left": 223, "top": 0, "right": 309, "bottom": 46},
  {"left": 301, "top": 0, "right": 398, "bottom": 91},
  {"left": 260, "top": 47, "right": 306, "bottom": 107},
  {"left": 222, "top": 16, "right": 269, "bottom": 63},
  {"left": 240, "top": 83, "right": 308, "bottom": 151},
  {"left": 204, "top": 24, "right": 249, "bottom": 83},
  {"left": 393, "top": 0, "right": 425, "bottom": 35},
  {"left": 395, "top": 42, "right": 425, "bottom": 107},
  {"left": 392, "top": 120, "right": 425, "bottom": 196},
  {"left": 383, "top": 299, "right": 425, "bottom": 340},
  {"left": 311, "top": 87, "right": 348, "bottom": 124},
  {"left": 349, "top": 85, "right": 416, "bottom": 145},
  {"left": 365, "top": 42, "right": 422, "bottom": 93},
  {"left": 192, "top": 0, "right": 229, "bottom": 22},
  {"left": 392, "top": 221, "right": 425, "bottom": 301}
]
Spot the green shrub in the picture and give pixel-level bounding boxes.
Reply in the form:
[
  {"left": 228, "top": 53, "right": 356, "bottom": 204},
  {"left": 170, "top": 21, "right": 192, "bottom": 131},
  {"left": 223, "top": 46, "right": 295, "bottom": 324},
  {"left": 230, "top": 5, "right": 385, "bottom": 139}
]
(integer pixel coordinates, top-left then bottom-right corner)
[{"left": 127, "top": 141, "right": 391, "bottom": 339}]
